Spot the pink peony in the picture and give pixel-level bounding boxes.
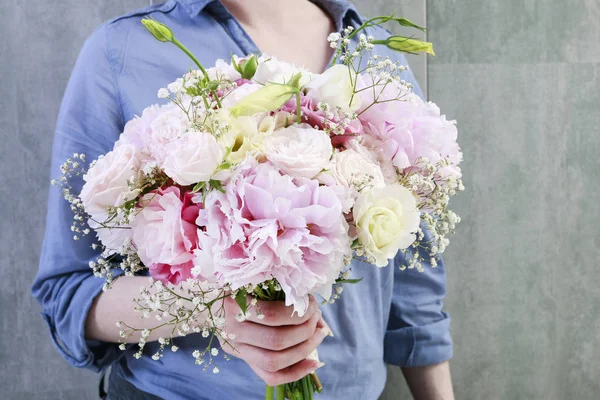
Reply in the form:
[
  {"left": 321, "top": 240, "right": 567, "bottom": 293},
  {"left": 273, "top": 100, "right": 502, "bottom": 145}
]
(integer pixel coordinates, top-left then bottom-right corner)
[
  {"left": 194, "top": 159, "right": 351, "bottom": 316},
  {"left": 131, "top": 186, "right": 200, "bottom": 284}
]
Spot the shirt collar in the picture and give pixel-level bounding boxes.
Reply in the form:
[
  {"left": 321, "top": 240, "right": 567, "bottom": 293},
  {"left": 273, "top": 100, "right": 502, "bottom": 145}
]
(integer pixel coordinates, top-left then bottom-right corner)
[{"left": 175, "top": 0, "right": 360, "bottom": 30}]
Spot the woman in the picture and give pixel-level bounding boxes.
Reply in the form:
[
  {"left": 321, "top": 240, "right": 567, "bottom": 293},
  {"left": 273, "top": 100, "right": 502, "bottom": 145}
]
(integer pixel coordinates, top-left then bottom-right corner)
[{"left": 32, "top": 0, "right": 455, "bottom": 399}]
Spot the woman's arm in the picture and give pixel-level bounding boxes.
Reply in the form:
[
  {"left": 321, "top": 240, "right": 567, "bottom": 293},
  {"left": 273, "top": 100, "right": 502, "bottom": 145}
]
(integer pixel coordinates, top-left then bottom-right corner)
[
  {"left": 402, "top": 361, "right": 455, "bottom": 400},
  {"left": 84, "top": 276, "right": 188, "bottom": 343}
]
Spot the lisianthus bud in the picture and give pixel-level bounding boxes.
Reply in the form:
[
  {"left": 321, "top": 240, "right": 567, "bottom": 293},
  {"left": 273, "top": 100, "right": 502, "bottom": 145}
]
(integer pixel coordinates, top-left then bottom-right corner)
[
  {"left": 373, "top": 36, "right": 435, "bottom": 55},
  {"left": 141, "top": 18, "right": 174, "bottom": 42},
  {"left": 229, "top": 79, "right": 300, "bottom": 116}
]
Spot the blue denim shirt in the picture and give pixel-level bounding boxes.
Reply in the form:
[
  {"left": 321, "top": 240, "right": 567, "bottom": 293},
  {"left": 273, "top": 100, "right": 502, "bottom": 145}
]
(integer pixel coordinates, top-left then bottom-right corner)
[{"left": 31, "top": 1, "right": 452, "bottom": 399}]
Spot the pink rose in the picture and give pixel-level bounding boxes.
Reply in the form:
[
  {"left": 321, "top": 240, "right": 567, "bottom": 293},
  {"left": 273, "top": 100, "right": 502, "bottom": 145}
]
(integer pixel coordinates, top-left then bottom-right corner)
[
  {"left": 120, "top": 104, "right": 163, "bottom": 163},
  {"left": 131, "top": 187, "right": 200, "bottom": 283},
  {"left": 147, "top": 105, "right": 190, "bottom": 164},
  {"left": 80, "top": 142, "right": 141, "bottom": 249}
]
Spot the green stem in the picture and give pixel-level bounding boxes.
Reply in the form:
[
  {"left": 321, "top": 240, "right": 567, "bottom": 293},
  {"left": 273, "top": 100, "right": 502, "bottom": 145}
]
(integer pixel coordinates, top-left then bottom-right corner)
[
  {"left": 276, "top": 385, "right": 286, "bottom": 400},
  {"left": 295, "top": 91, "right": 302, "bottom": 124},
  {"left": 172, "top": 38, "right": 222, "bottom": 109},
  {"left": 301, "top": 376, "right": 310, "bottom": 399},
  {"left": 265, "top": 385, "right": 274, "bottom": 400}
]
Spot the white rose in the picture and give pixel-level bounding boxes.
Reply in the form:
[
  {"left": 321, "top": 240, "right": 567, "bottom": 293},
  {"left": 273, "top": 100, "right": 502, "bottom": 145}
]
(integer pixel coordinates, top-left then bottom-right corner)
[
  {"left": 264, "top": 123, "right": 332, "bottom": 179},
  {"left": 147, "top": 105, "right": 190, "bottom": 164},
  {"left": 306, "top": 64, "right": 361, "bottom": 113},
  {"left": 162, "top": 131, "right": 225, "bottom": 186},
  {"left": 327, "top": 147, "right": 385, "bottom": 190},
  {"left": 353, "top": 184, "right": 420, "bottom": 267},
  {"left": 253, "top": 55, "right": 312, "bottom": 86}
]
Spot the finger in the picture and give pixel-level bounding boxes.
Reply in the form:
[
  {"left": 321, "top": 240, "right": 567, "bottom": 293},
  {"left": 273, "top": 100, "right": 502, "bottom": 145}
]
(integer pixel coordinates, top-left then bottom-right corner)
[
  {"left": 316, "top": 312, "right": 334, "bottom": 337},
  {"left": 243, "top": 296, "right": 319, "bottom": 326},
  {"left": 240, "top": 325, "right": 330, "bottom": 373},
  {"left": 233, "top": 310, "right": 321, "bottom": 351},
  {"left": 250, "top": 359, "right": 324, "bottom": 387}
]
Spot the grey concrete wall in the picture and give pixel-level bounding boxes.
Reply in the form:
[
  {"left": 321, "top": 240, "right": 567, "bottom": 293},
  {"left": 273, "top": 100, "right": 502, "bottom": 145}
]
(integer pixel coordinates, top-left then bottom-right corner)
[
  {"left": 423, "top": 1, "right": 600, "bottom": 399},
  {"left": 2, "top": 0, "right": 599, "bottom": 399}
]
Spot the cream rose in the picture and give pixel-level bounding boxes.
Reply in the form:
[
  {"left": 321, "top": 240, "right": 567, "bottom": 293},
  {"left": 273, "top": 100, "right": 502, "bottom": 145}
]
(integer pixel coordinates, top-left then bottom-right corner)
[
  {"left": 162, "top": 131, "right": 225, "bottom": 186},
  {"left": 264, "top": 123, "right": 332, "bottom": 179},
  {"left": 328, "top": 147, "right": 385, "bottom": 191},
  {"left": 306, "top": 64, "right": 361, "bottom": 113},
  {"left": 353, "top": 184, "right": 420, "bottom": 267}
]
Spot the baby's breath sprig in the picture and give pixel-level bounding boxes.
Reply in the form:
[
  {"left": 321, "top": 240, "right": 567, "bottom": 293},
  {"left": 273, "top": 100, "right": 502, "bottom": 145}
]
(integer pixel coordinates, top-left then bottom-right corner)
[{"left": 118, "top": 278, "right": 236, "bottom": 372}]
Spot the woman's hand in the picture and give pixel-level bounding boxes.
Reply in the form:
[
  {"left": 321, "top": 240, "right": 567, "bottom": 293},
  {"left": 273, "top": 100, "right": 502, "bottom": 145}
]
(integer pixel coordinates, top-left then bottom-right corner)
[{"left": 217, "top": 295, "right": 330, "bottom": 386}]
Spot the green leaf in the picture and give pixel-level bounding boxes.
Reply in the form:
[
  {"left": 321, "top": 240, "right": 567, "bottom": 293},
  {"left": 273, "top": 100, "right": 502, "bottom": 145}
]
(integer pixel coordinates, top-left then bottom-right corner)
[
  {"left": 192, "top": 181, "right": 205, "bottom": 193},
  {"left": 209, "top": 180, "right": 225, "bottom": 193},
  {"left": 207, "top": 80, "right": 220, "bottom": 91},
  {"left": 231, "top": 55, "right": 241, "bottom": 74},
  {"left": 336, "top": 278, "right": 363, "bottom": 284},
  {"left": 287, "top": 72, "right": 303, "bottom": 89},
  {"left": 235, "top": 289, "right": 248, "bottom": 314}
]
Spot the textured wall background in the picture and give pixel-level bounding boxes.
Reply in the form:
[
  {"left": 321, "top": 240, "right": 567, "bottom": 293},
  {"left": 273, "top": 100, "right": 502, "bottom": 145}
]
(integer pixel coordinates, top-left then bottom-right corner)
[
  {"left": 425, "top": 1, "right": 600, "bottom": 399},
  {"left": 1, "top": 0, "right": 599, "bottom": 399}
]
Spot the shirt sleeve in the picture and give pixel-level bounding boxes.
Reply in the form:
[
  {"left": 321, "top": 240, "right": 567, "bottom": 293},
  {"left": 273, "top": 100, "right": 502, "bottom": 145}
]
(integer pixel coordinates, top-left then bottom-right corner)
[
  {"left": 31, "top": 23, "right": 125, "bottom": 372},
  {"left": 384, "top": 226, "right": 453, "bottom": 367},
  {"left": 383, "top": 55, "right": 453, "bottom": 367}
]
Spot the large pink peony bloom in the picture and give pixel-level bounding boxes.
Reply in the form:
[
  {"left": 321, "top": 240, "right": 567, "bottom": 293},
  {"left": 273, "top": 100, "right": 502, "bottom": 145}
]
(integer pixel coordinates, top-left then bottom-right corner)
[
  {"left": 194, "top": 159, "right": 350, "bottom": 316},
  {"left": 131, "top": 186, "right": 200, "bottom": 284}
]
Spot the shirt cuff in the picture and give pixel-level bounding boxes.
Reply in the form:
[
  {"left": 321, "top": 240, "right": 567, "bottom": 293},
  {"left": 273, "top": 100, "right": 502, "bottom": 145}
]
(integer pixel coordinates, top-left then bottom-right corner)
[
  {"left": 39, "top": 272, "right": 122, "bottom": 372},
  {"left": 384, "top": 314, "right": 453, "bottom": 367}
]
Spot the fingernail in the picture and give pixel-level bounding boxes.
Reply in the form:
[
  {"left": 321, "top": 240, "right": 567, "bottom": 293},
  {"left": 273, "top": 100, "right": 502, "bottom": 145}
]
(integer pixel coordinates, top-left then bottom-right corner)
[
  {"left": 310, "top": 362, "right": 325, "bottom": 374},
  {"left": 318, "top": 326, "right": 331, "bottom": 339},
  {"left": 321, "top": 317, "right": 334, "bottom": 337}
]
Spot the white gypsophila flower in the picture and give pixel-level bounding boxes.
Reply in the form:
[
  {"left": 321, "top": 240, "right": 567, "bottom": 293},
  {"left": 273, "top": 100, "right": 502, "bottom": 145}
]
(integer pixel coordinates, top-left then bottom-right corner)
[
  {"left": 167, "top": 78, "right": 184, "bottom": 94},
  {"left": 157, "top": 88, "right": 170, "bottom": 99}
]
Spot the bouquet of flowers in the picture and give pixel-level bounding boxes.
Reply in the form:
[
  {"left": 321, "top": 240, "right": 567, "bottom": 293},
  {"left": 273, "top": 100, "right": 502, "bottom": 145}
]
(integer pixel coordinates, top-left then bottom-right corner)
[{"left": 55, "top": 15, "right": 463, "bottom": 400}]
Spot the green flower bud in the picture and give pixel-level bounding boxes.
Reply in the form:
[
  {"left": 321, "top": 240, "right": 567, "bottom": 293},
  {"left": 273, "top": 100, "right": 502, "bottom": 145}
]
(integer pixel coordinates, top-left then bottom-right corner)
[
  {"left": 240, "top": 55, "right": 259, "bottom": 80},
  {"left": 229, "top": 83, "right": 298, "bottom": 117},
  {"left": 141, "top": 18, "right": 174, "bottom": 42},
  {"left": 373, "top": 36, "right": 435, "bottom": 56}
]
